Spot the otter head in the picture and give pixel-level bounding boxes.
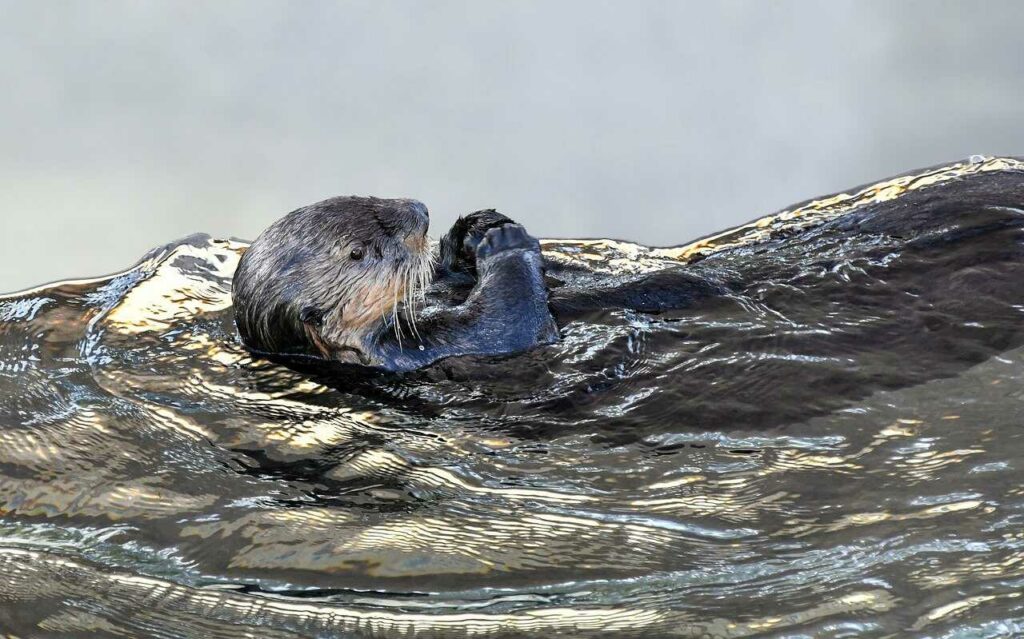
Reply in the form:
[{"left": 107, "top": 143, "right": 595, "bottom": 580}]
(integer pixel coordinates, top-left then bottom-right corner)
[{"left": 232, "top": 196, "right": 433, "bottom": 363}]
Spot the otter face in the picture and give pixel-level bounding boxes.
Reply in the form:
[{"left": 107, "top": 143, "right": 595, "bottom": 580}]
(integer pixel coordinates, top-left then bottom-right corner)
[{"left": 232, "top": 196, "right": 434, "bottom": 361}]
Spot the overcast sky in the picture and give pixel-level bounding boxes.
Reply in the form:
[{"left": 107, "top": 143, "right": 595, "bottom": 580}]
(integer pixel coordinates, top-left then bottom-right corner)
[{"left": 1, "top": 1, "right": 1023, "bottom": 292}]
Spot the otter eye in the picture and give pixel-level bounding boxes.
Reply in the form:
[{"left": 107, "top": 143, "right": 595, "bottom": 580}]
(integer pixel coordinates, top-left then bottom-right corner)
[{"left": 349, "top": 246, "right": 365, "bottom": 261}]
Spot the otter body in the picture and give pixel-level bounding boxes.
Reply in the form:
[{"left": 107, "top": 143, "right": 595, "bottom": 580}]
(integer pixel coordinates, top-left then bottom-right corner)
[{"left": 232, "top": 157, "right": 1024, "bottom": 374}]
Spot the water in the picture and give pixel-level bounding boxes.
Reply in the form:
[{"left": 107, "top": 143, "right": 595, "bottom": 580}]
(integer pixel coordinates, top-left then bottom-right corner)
[{"left": 3, "top": 158, "right": 1024, "bottom": 637}]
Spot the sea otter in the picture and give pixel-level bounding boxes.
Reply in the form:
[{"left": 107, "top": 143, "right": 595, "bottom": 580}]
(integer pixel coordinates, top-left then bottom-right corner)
[
  {"left": 232, "top": 197, "right": 562, "bottom": 372},
  {"left": 233, "top": 157, "right": 1024, "bottom": 374}
]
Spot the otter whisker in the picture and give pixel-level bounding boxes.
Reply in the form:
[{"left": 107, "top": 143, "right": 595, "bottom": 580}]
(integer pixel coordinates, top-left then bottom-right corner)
[
  {"left": 390, "top": 268, "right": 409, "bottom": 350},
  {"left": 372, "top": 302, "right": 387, "bottom": 349},
  {"left": 404, "top": 240, "right": 434, "bottom": 344},
  {"left": 404, "top": 262, "right": 424, "bottom": 343},
  {"left": 385, "top": 295, "right": 401, "bottom": 350}
]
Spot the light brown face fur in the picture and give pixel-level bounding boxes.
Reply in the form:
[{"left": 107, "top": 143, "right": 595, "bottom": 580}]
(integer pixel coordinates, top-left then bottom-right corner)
[
  {"left": 318, "top": 271, "right": 407, "bottom": 354},
  {"left": 232, "top": 196, "right": 434, "bottom": 361},
  {"left": 324, "top": 242, "right": 434, "bottom": 361}
]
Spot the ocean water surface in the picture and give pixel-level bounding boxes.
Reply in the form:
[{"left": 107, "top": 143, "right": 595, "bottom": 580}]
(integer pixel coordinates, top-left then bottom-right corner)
[{"left": 3, "top": 158, "right": 1024, "bottom": 637}]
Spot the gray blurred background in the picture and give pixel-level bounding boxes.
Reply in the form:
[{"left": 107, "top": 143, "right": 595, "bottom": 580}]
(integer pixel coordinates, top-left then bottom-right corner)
[{"left": 1, "top": 0, "right": 1022, "bottom": 293}]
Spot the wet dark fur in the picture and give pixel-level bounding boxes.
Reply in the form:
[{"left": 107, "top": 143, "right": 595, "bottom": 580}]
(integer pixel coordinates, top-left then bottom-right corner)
[
  {"left": 233, "top": 196, "right": 432, "bottom": 363},
  {"left": 233, "top": 197, "right": 559, "bottom": 373},
  {"left": 234, "top": 161, "right": 1024, "bottom": 377}
]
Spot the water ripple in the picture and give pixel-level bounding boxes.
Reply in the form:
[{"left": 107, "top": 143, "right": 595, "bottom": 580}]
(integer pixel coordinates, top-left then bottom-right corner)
[{"left": 3, "top": 159, "right": 1024, "bottom": 636}]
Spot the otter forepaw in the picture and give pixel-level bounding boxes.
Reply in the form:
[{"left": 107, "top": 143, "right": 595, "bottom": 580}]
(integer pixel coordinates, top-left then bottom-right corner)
[
  {"left": 438, "top": 209, "right": 515, "bottom": 275},
  {"left": 475, "top": 223, "right": 541, "bottom": 261}
]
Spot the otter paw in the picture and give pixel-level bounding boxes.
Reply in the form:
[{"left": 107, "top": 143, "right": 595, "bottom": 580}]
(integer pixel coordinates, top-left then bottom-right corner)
[{"left": 475, "top": 223, "right": 541, "bottom": 260}]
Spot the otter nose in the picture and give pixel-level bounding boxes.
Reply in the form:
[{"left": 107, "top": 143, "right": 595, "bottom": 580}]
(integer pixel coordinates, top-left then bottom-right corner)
[{"left": 403, "top": 200, "right": 429, "bottom": 236}]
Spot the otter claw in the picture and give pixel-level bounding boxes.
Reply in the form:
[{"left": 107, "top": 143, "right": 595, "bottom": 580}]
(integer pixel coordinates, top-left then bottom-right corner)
[{"left": 475, "top": 223, "right": 540, "bottom": 260}]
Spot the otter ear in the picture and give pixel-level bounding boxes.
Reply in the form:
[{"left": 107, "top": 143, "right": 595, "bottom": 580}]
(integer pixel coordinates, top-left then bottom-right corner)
[{"left": 299, "top": 306, "right": 331, "bottom": 358}]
